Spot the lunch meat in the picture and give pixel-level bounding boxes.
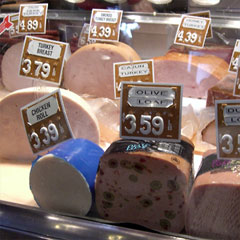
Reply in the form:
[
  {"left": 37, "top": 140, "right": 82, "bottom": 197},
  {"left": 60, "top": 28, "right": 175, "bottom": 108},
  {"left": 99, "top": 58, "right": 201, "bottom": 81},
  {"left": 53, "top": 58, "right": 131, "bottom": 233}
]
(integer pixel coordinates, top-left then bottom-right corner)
[
  {"left": 0, "top": 87, "right": 100, "bottom": 161},
  {"left": 63, "top": 42, "right": 141, "bottom": 99},
  {"left": 95, "top": 138, "right": 194, "bottom": 233},
  {"left": 186, "top": 152, "right": 240, "bottom": 239},
  {"left": 154, "top": 52, "right": 229, "bottom": 98}
]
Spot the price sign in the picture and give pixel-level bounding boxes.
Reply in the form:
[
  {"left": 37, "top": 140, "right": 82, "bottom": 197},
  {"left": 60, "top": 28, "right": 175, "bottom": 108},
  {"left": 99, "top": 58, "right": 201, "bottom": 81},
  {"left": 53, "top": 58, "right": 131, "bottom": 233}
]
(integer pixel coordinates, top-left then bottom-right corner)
[
  {"left": 78, "top": 23, "right": 96, "bottom": 48},
  {"left": 229, "top": 39, "right": 240, "bottom": 74},
  {"left": 18, "top": 3, "right": 48, "bottom": 34},
  {"left": 19, "top": 36, "right": 70, "bottom": 85},
  {"left": 120, "top": 82, "right": 182, "bottom": 142},
  {"left": 21, "top": 89, "right": 73, "bottom": 154},
  {"left": 114, "top": 60, "right": 154, "bottom": 99},
  {"left": 89, "top": 9, "right": 123, "bottom": 42},
  {"left": 188, "top": 11, "right": 212, "bottom": 39},
  {"left": 216, "top": 100, "right": 240, "bottom": 159},
  {"left": 174, "top": 15, "right": 211, "bottom": 48},
  {"left": 9, "top": 13, "right": 20, "bottom": 38}
]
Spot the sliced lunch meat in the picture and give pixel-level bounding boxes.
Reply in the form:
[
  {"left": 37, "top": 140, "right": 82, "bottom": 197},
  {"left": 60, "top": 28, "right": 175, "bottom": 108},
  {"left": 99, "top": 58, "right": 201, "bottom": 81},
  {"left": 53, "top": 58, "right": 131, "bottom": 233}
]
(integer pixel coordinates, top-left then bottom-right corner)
[
  {"left": 63, "top": 42, "right": 141, "bottom": 99},
  {"left": 0, "top": 87, "right": 100, "bottom": 162},
  {"left": 206, "top": 74, "right": 240, "bottom": 106},
  {"left": 154, "top": 52, "right": 229, "bottom": 98},
  {"left": 30, "top": 138, "right": 103, "bottom": 216},
  {"left": 186, "top": 152, "right": 240, "bottom": 239},
  {"left": 1, "top": 42, "right": 58, "bottom": 92},
  {"left": 95, "top": 138, "right": 194, "bottom": 233}
]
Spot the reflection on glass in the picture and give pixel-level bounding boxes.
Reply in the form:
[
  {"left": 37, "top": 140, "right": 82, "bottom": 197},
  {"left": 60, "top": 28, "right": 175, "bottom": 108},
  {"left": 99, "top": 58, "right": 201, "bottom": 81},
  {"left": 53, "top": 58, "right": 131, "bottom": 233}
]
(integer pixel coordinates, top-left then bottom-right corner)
[{"left": 192, "top": 0, "right": 220, "bottom": 6}]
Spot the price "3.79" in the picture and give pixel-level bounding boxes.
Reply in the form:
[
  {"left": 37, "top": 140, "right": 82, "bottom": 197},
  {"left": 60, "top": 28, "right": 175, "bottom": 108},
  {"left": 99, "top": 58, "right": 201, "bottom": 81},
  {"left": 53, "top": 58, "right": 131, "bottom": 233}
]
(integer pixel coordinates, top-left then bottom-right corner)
[{"left": 22, "top": 59, "right": 51, "bottom": 79}]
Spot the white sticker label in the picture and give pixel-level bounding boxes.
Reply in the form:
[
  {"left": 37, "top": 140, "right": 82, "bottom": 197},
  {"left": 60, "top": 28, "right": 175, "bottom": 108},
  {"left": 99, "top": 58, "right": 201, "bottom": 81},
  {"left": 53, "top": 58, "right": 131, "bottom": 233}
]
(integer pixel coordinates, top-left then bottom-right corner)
[
  {"left": 94, "top": 11, "right": 118, "bottom": 23},
  {"left": 27, "top": 40, "right": 62, "bottom": 59},
  {"left": 182, "top": 17, "right": 207, "bottom": 30},
  {"left": 26, "top": 96, "right": 59, "bottom": 125},
  {"left": 22, "top": 5, "right": 45, "bottom": 17},
  {"left": 119, "top": 63, "right": 150, "bottom": 77}
]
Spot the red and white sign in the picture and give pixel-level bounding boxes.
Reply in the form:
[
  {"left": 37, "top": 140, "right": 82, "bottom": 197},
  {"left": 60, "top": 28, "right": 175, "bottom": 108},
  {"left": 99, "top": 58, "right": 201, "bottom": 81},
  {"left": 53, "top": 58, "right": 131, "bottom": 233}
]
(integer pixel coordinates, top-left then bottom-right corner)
[{"left": 0, "top": 15, "right": 13, "bottom": 35}]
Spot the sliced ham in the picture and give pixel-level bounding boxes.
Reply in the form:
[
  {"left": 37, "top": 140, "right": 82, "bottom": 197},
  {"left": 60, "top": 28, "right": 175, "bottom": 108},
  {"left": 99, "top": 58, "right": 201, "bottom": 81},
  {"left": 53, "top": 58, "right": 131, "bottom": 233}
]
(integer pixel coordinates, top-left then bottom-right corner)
[
  {"left": 186, "top": 152, "right": 240, "bottom": 239},
  {"left": 154, "top": 52, "right": 229, "bottom": 98},
  {"left": 0, "top": 87, "right": 100, "bottom": 162},
  {"left": 206, "top": 74, "right": 240, "bottom": 106},
  {"left": 95, "top": 138, "right": 194, "bottom": 233},
  {"left": 63, "top": 42, "right": 141, "bottom": 99}
]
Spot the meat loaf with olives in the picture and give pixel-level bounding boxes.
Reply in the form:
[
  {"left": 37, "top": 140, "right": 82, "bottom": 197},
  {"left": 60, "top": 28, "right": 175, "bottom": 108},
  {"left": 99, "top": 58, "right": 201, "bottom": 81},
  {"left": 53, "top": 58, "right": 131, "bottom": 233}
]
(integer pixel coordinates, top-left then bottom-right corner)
[{"left": 95, "top": 138, "right": 194, "bottom": 233}]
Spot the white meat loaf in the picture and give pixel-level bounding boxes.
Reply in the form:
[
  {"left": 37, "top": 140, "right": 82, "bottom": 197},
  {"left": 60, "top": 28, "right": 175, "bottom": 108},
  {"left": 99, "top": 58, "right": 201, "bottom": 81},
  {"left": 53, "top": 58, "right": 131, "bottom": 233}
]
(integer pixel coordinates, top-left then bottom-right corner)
[
  {"left": 0, "top": 87, "right": 100, "bottom": 161},
  {"left": 95, "top": 138, "right": 194, "bottom": 233},
  {"left": 154, "top": 52, "right": 229, "bottom": 98},
  {"left": 1, "top": 42, "right": 55, "bottom": 92},
  {"left": 186, "top": 152, "right": 240, "bottom": 239},
  {"left": 63, "top": 42, "right": 141, "bottom": 99}
]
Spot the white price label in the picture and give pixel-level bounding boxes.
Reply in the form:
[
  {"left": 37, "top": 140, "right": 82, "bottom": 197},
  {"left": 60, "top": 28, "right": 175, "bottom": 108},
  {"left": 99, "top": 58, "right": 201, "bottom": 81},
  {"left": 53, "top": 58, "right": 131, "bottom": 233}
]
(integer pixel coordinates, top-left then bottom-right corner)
[
  {"left": 89, "top": 9, "right": 122, "bottom": 42},
  {"left": 216, "top": 100, "right": 240, "bottom": 159},
  {"left": 174, "top": 15, "right": 211, "bottom": 48},
  {"left": 21, "top": 89, "right": 73, "bottom": 154}
]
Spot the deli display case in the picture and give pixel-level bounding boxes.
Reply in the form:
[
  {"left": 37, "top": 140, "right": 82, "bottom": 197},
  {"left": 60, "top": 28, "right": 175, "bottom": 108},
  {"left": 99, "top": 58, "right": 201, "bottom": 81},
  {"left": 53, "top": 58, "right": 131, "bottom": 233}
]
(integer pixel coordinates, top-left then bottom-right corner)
[{"left": 1, "top": 1, "right": 240, "bottom": 239}]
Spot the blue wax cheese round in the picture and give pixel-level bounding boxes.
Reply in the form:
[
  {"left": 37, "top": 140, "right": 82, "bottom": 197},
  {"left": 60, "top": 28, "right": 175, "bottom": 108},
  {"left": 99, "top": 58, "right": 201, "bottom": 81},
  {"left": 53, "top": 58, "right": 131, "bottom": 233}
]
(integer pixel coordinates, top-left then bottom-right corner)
[{"left": 30, "top": 138, "right": 104, "bottom": 216}]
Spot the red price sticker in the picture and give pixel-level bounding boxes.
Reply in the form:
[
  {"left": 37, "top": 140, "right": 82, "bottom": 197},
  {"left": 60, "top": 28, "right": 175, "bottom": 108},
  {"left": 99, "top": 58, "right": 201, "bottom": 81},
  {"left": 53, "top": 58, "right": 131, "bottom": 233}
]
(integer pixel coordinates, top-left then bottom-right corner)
[
  {"left": 21, "top": 89, "right": 73, "bottom": 154},
  {"left": 18, "top": 3, "right": 48, "bottom": 34},
  {"left": 19, "top": 36, "right": 70, "bottom": 85},
  {"left": 216, "top": 100, "right": 240, "bottom": 159},
  {"left": 89, "top": 9, "right": 123, "bottom": 42},
  {"left": 174, "top": 15, "right": 211, "bottom": 48},
  {"left": 120, "top": 82, "right": 182, "bottom": 142}
]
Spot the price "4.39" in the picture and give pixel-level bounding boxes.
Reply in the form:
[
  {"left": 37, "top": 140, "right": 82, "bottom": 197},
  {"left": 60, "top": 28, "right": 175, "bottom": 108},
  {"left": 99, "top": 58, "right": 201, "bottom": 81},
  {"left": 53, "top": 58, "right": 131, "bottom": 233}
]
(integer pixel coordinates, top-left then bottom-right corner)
[{"left": 177, "top": 30, "right": 199, "bottom": 44}]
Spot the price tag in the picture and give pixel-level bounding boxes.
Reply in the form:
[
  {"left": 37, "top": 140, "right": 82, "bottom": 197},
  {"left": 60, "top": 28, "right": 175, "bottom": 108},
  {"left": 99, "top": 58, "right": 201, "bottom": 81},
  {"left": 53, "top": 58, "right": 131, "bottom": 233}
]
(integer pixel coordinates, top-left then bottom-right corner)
[
  {"left": 120, "top": 82, "right": 182, "bottom": 142},
  {"left": 188, "top": 11, "right": 212, "bottom": 39},
  {"left": 216, "top": 100, "right": 240, "bottom": 159},
  {"left": 229, "top": 39, "right": 240, "bottom": 74},
  {"left": 21, "top": 89, "right": 73, "bottom": 154},
  {"left": 114, "top": 60, "right": 154, "bottom": 99},
  {"left": 18, "top": 3, "right": 48, "bottom": 34},
  {"left": 174, "top": 15, "right": 211, "bottom": 48},
  {"left": 78, "top": 23, "right": 96, "bottom": 48},
  {"left": 9, "top": 13, "right": 21, "bottom": 38},
  {"left": 89, "top": 9, "right": 123, "bottom": 42},
  {"left": 19, "top": 36, "right": 70, "bottom": 85}
]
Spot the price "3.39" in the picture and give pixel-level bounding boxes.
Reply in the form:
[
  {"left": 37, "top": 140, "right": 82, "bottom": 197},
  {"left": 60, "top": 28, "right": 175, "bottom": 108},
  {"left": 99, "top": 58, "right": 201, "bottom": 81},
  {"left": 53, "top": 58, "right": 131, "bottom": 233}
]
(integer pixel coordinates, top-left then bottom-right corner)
[{"left": 31, "top": 123, "right": 59, "bottom": 150}]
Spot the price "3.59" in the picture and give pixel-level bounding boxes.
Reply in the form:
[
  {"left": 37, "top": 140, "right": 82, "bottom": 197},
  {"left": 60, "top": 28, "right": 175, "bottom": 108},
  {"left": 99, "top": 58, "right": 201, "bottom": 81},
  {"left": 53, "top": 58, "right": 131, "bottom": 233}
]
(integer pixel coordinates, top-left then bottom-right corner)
[{"left": 124, "top": 114, "right": 164, "bottom": 136}]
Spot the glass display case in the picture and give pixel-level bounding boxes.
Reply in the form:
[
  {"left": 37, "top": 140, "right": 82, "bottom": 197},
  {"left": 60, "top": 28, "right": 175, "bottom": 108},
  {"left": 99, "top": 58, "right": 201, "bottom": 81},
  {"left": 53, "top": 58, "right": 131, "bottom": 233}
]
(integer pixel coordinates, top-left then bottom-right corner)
[{"left": 1, "top": 1, "right": 240, "bottom": 239}]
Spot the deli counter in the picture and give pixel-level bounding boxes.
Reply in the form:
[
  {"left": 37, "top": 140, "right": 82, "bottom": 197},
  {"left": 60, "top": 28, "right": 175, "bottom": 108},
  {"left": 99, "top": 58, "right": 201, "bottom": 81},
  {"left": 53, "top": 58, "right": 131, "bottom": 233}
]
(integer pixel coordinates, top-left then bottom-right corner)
[{"left": 1, "top": 1, "right": 240, "bottom": 239}]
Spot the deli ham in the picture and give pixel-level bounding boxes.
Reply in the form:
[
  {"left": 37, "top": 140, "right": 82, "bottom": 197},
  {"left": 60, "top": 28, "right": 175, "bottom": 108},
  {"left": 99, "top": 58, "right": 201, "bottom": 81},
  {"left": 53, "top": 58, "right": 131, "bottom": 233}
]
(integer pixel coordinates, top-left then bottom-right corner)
[
  {"left": 154, "top": 52, "right": 229, "bottom": 98},
  {"left": 63, "top": 42, "right": 141, "bottom": 99},
  {"left": 0, "top": 87, "right": 100, "bottom": 161},
  {"left": 95, "top": 138, "right": 194, "bottom": 233},
  {"left": 186, "top": 152, "right": 240, "bottom": 239}
]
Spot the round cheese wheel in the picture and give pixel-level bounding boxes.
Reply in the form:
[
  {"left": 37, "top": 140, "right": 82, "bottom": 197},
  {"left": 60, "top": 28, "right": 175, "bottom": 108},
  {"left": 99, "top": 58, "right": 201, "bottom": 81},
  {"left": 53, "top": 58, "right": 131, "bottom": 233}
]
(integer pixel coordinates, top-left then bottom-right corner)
[
  {"left": 30, "top": 138, "right": 104, "bottom": 216},
  {"left": 63, "top": 42, "right": 141, "bottom": 99}
]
